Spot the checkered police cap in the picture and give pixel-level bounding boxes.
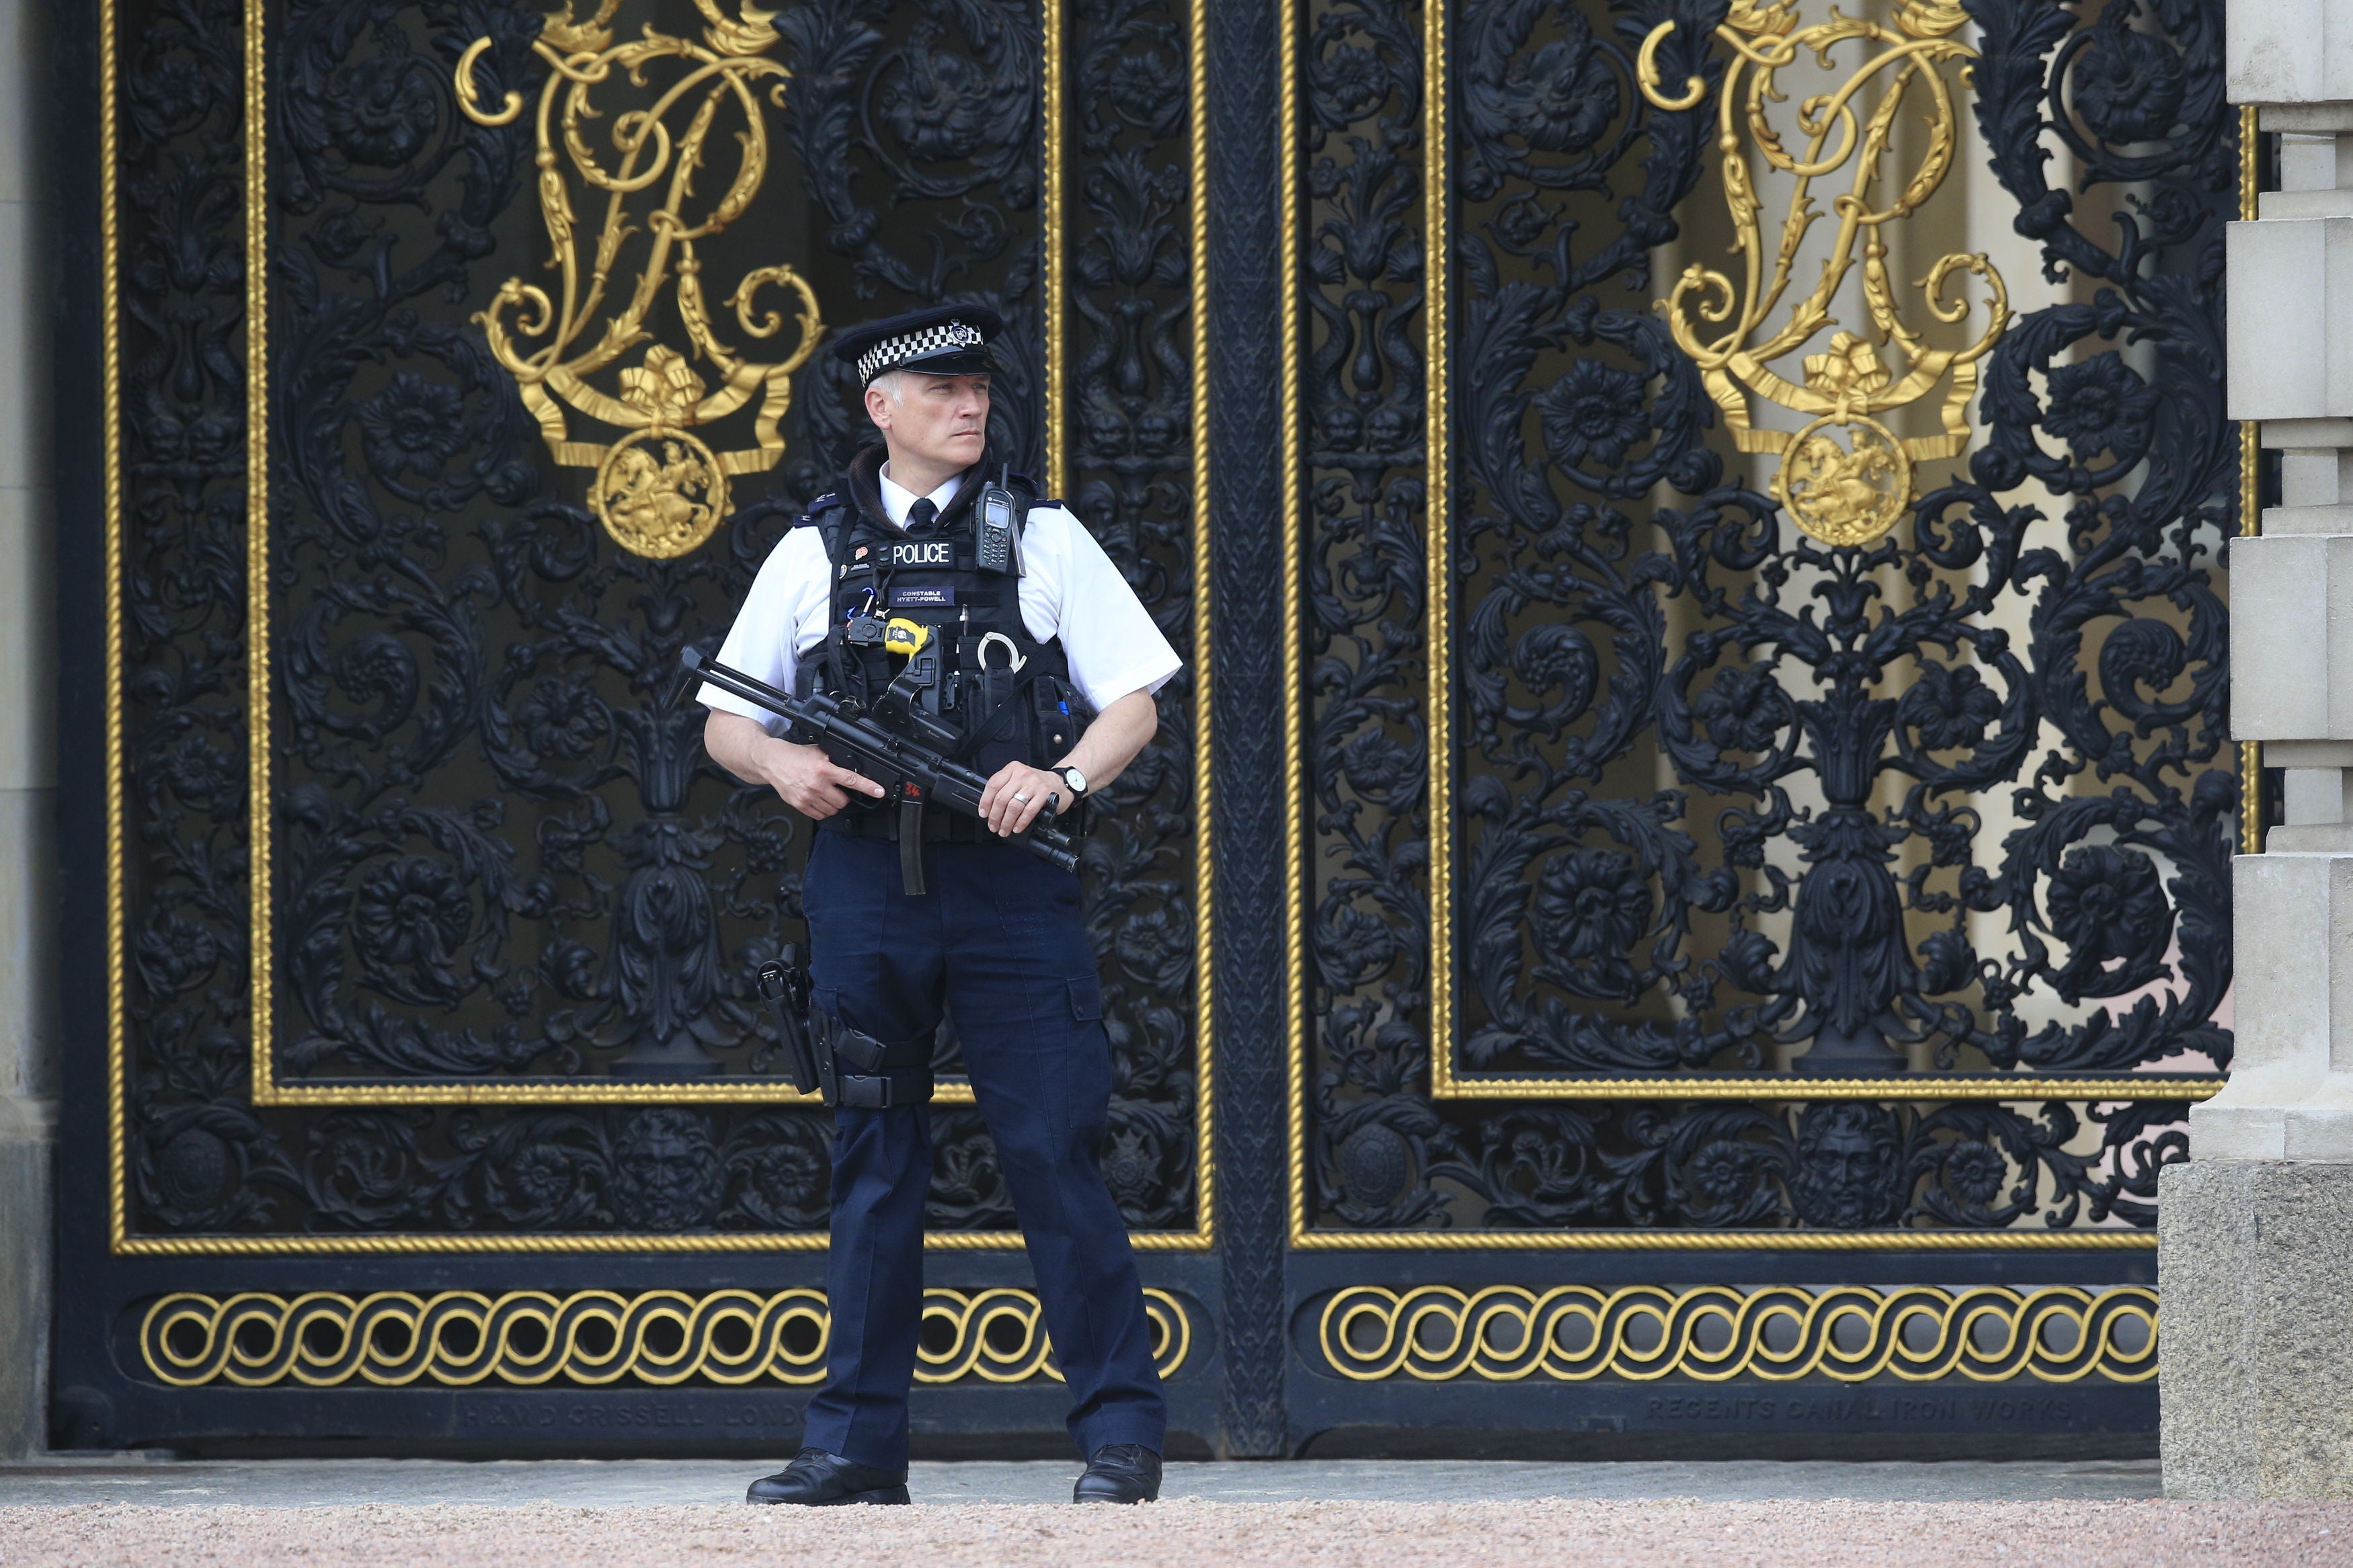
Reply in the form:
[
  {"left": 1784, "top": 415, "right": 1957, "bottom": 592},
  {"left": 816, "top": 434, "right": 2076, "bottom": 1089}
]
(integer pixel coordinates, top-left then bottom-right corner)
[
  {"left": 856, "top": 319, "right": 984, "bottom": 384},
  {"left": 832, "top": 304, "right": 1006, "bottom": 387}
]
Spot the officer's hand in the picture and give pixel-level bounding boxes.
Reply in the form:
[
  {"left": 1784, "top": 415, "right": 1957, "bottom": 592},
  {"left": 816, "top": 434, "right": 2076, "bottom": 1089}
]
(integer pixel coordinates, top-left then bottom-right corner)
[
  {"left": 980, "top": 761, "right": 1060, "bottom": 839},
  {"left": 763, "top": 739, "right": 885, "bottom": 819}
]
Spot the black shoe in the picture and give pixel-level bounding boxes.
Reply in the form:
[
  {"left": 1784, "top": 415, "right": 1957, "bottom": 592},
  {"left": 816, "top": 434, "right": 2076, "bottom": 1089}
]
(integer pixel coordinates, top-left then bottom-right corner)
[
  {"left": 746, "top": 1447, "right": 911, "bottom": 1505},
  {"left": 1073, "top": 1443, "right": 1162, "bottom": 1504}
]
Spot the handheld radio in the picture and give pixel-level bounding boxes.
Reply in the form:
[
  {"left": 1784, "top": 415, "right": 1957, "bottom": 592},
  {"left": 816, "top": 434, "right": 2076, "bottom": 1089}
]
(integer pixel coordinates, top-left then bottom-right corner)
[{"left": 975, "top": 464, "right": 1021, "bottom": 575}]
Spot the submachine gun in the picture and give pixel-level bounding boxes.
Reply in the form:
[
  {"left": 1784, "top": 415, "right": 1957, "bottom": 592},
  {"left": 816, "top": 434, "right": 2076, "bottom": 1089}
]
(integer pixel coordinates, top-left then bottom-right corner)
[
  {"left": 692, "top": 645, "right": 1081, "bottom": 1108},
  {"left": 681, "top": 646, "right": 1080, "bottom": 880}
]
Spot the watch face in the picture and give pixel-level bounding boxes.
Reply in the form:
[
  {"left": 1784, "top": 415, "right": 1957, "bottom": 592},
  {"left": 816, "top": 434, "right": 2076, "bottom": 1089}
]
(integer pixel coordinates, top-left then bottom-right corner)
[{"left": 1062, "top": 767, "right": 1086, "bottom": 794}]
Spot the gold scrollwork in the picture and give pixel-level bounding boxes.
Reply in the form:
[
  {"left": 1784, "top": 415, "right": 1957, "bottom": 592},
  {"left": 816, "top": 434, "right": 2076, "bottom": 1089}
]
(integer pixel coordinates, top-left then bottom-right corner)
[
  {"left": 454, "top": 0, "right": 824, "bottom": 559},
  {"left": 920, "top": 1286, "right": 1194, "bottom": 1385},
  {"left": 1318, "top": 1283, "right": 2156, "bottom": 1384},
  {"left": 140, "top": 1286, "right": 1192, "bottom": 1389},
  {"left": 1638, "top": 1, "right": 2007, "bottom": 547}
]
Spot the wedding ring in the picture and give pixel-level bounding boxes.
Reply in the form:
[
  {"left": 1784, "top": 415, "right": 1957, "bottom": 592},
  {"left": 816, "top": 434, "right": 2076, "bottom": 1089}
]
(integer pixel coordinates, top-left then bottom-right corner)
[{"left": 1013, "top": 792, "right": 1031, "bottom": 802}]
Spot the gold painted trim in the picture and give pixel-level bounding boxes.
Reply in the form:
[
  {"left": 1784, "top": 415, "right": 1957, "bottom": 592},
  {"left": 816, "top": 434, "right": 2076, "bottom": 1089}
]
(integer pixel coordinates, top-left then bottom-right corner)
[
  {"left": 103, "top": 0, "right": 1214, "bottom": 1253},
  {"left": 1042, "top": 0, "right": 1067, "bottom": 500},
  {"left": 140, "top": 1286, "right": 1193, "bottom": 1387},
  {"left": 1291, "top": 1228, "right": 2159, "bottom": 1251},
  {"left": 1414, "top": 1075, "right": 2222, "bottom": 1103},
  {"left": 245, "top": 0, "right": 273, "bottom": 1122},
  {"left": 1186, "top": 0, "right": 1216, "bottom": 1246},
  {"left": 2241, "top": 100, "right": 2258, "bottom": 219},
  {"left": 247, "top": 1077, "right": 967, "bottom": 1107},
  {"left": 1428, "top": 1077, "right": 2217, "bottom": 1105},
  {"left": 1424, "top": 0, "right": 1457, "bottom": 1100},
  {"left": 1279, "top": 0, "right": 1308, "bottom": 1253},
  {"left": 109, "top": 1227, "right": 1212, "bottom": 1256},
  {"left": 100, "top": 0, "right": 127, "bottom": 1255},
  {"left": 2240, "top": 104, "right": 2262, "bottom": 857},
  {"left": 1279, "top": 16, "right": 2217, "bottom": 1245},
  {"left": 1314, "top": 1284, "right": 2156, "bottom": 1384}
]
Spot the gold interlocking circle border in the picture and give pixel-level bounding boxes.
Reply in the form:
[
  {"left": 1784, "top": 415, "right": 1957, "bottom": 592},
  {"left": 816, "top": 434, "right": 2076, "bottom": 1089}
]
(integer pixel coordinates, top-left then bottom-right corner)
[
  {"left": 1316, "top": 1284, "right": 2155, "bottom": 1385},
  {"left": 139, "top": 1287, "right": 1191, "bottom": 1389}
]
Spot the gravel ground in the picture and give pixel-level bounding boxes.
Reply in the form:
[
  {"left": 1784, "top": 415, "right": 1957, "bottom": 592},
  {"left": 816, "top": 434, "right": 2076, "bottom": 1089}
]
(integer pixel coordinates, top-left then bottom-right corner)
[
  {"left": 0, "top": 1457, "right": 2172, "bottom": 1507},
  {"left": 1, "top": 1499, "right": 2349, "bottom": 1568}
]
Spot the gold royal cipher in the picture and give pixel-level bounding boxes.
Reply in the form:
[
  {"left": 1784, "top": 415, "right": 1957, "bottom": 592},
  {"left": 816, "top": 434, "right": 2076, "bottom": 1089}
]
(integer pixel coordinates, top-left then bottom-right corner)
[
  {"left": 456, "top": 0, "right": 823, "bottom": 559},
  {"left": 1638, "top": 0, "right": 2007, "bottom": 548}
]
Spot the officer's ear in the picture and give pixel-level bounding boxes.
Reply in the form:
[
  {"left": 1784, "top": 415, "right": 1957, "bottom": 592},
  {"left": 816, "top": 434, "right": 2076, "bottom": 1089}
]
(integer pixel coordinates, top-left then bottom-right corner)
[{"left": 863, "top": 380, "right": 896, "bottom": 432}]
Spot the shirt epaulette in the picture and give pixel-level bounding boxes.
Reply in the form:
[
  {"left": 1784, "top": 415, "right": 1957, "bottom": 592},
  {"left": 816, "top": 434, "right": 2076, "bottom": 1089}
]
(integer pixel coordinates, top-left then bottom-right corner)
[{"left": 794, "top": 492, "right": 845, "bottom": 528}]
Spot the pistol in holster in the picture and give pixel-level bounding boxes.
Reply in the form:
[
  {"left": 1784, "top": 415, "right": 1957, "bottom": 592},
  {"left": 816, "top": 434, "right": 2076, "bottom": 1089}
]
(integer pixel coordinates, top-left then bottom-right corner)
[{"left": 756, "top": 945, "right": 821, "bottom": 1096}]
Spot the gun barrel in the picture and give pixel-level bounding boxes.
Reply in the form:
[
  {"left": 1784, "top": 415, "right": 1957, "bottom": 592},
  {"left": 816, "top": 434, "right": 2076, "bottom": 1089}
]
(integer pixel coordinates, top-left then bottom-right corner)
[
  {"left": 694, "top": 666, "right": 785, "bottom": 725},
  {"left": 683, "top": 646, "right": 797, "bottom": 720}
]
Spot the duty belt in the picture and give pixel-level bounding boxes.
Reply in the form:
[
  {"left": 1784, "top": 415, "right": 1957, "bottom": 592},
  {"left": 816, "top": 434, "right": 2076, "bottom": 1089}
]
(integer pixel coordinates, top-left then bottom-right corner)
[
  {"left": 821, "top": 806, "right": 987, "bottom": 846},
  {"left": 813, "top": 1010, "right": 935, "bottom": 1108}
]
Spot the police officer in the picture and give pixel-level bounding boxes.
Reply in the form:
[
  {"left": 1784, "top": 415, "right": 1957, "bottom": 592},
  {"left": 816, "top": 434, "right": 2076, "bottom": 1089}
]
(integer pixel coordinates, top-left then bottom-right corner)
[{"left": 700, "top": 305, "right": 1176, "bottom": 1506}]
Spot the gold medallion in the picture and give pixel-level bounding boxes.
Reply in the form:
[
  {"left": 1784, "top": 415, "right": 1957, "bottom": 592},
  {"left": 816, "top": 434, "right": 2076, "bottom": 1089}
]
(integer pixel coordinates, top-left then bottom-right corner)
[
  {"left": 1775, "top": 415, "right": 1912, "bottom": 548},
  {"left": 594, "top": 427, "right": 729, "bottom": 560}
]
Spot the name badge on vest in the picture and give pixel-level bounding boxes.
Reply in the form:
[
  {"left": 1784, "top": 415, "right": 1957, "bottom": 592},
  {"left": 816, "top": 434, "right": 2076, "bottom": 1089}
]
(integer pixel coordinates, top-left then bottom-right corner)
[
  {"left": 888, "top": 540, "right": 953, "bottom": 568},
  {"left": 890, "top": 585, "right": 957, "bottom": 608}
]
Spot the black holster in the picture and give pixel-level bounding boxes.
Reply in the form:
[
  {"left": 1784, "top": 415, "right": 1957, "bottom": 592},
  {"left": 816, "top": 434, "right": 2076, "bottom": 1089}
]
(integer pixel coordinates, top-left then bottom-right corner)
[
  {"left": 812, "top": 1009, "right": 935, "bottom": 1108},
  {"left": 756, "top": 946, "right": 820, "bottom": 1096}
]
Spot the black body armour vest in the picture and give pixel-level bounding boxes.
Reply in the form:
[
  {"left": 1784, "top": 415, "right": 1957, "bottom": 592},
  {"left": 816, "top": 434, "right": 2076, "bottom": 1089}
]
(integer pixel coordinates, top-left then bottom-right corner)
[{"left": 793, "top": 447, "right": 1095, "bottom": 843}]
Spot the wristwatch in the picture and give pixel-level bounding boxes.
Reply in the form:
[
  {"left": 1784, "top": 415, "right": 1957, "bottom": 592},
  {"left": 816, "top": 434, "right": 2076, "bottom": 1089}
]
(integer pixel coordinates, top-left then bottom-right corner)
[{"left": 1057, "top": 765, "right": 1089, "bottom": 799}]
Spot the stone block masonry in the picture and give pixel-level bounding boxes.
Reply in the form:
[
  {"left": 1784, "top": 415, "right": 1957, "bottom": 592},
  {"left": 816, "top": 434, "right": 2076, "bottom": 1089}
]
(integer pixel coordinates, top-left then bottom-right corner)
[{"left": 2161, "top": 0, "right": 2353, "bottom": 1500}]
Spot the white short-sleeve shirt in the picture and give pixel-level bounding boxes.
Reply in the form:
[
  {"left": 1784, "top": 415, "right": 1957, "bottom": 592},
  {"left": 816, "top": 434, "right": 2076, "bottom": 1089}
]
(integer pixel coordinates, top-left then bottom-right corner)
[{"left": 699, "top": 464, "right": 1183, "bottom": 737}]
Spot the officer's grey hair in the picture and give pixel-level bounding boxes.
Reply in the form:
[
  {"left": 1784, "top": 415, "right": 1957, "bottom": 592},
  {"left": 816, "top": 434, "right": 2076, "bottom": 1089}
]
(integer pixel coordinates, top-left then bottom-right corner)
[{"left": 869, "top": 370, "right": 909, "bottom": 407}]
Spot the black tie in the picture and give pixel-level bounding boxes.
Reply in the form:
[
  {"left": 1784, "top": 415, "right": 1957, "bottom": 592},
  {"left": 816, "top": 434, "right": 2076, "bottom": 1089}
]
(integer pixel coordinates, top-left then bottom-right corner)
[{"left": 906, "top": 497, "right": 937, "bottom": 534}]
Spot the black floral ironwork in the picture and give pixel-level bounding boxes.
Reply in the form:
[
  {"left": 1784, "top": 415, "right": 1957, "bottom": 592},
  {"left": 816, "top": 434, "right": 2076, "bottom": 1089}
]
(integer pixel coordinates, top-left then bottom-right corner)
[
  {"left": 1066, "top": 0, "right": 1204, "bottom": 1233},
  {"left": 116, "top": 0, "right": 1201, "bottom": 1238},
  {"left": 1301, "top": 0, "right": 2228, "bottom": 1233}
]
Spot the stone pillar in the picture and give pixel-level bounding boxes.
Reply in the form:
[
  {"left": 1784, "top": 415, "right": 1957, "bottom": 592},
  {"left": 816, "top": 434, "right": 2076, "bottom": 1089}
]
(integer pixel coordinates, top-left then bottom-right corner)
[
  {"left": 2165, "top": 0, "right": 2353, "bottom": 1499},
  {"left": 0, "top": 0, "right": 54, "bottom": 1460}
]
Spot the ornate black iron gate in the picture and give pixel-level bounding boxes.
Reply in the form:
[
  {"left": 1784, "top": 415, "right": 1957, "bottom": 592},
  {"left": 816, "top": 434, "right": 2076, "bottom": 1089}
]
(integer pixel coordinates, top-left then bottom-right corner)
[
  {"left": 1272, "top": 0, "right": 2233, "bottom": 1450},
  {"left": 57, "top": 0, "right": 1216, "bottom": 1452},
  {"left": 52, "top": 0, "right": 2233, "bottom": 1454}
]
